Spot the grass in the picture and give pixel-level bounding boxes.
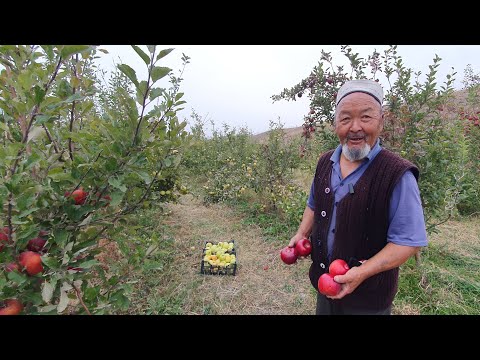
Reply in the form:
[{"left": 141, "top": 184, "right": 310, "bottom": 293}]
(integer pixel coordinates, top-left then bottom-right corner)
[
  {"left": 104, "top": 176, "right": 480, "bottom": 315},
  {"left": 394, "top": 218, "right": 480, "bottom": 315},
  {"left": 115, "top": 194, "right": 316, "bottom": 315}
]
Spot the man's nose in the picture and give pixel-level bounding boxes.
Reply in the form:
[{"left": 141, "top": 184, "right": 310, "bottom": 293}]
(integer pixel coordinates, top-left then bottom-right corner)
[{"left": 349, "top": 118, "right": 362, "bottom": 131}]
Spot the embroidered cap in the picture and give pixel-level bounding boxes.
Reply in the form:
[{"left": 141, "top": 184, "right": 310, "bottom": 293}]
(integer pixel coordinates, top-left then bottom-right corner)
[{"left": 336, "top": 79, "right": 383, "bottom": 106}]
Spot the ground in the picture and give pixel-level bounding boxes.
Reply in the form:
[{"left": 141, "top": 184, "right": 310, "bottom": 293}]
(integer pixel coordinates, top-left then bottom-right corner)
[{"left": 132, "top": 194, "right": 317, "bottom": 315}]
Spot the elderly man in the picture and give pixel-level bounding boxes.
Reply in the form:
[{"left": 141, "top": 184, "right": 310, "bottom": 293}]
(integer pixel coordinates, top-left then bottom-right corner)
[{"left": 288, "top": 79, "right": 428, "bottom": 315}]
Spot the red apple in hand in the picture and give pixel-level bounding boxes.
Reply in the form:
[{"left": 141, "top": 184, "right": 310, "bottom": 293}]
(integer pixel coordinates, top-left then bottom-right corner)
[
  {"left": 0, "top": 299, "right": 23, "bottom": 315},
  {"left": 318, "top": 273, "right": 341, "bottom": 296},
  {"left": 295, "top": 238, "right": 312, "bottom": 257},
  {"left": 329, "top": 259, "right": 350, "bottom": 276},
  {"left": 18, "top": 251, "right": 43, "bottom": 276},
  {"left": 280, "top": 246, "right": 298, "bottom": 265}
]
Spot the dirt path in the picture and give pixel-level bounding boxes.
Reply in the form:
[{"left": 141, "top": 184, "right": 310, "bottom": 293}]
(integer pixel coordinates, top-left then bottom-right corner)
[{"left": 156, "top": 194, "right": 316, "bottom": 315}]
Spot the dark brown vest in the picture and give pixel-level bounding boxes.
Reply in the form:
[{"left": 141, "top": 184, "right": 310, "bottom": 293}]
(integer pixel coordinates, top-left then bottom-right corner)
[{"left": 309, "top": 148, "right": 419, "bottom": 311}]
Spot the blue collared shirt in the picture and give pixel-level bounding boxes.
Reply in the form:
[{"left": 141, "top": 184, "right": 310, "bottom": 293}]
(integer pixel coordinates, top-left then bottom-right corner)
[{"left": 307, "top": 140, "right": 428, "bottom": 260}]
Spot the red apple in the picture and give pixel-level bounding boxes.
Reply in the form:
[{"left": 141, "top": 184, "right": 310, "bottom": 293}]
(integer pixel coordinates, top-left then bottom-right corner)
[
  {"left": 68, "top": 188, "right": 88, "bottom": 205},
  {"left": 329, "top": 259, "right": 350, "bottom": 276},
  {"left": 102, "top": 195, "right": 112, "bottom": 206},
  {"left": 0, "top": 299, "right": 23, "bottom": 315},
  {"left": 295, "top": 238, "right": 312, "bottom": 257},
  {"left": 280, "top": 246, "right": 298, "bottom": 265},
  {"left": 5, "top": 262, "right": 21, "bottom": 272},
  {"left": 0, "top": 232, "right": 8, "bottom": 251},
  {"left": 27, "top": 237, "right": 47, "bottom": 253},
  {"left": 18, "top": 251, "right": 43, "bottom": 276},
  {"left": 318, "top": 273, "right": 341, "bottom": 296}
]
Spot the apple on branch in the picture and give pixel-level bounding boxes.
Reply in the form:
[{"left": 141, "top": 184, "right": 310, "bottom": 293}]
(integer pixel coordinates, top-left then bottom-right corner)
[
  {"left": 0, "top": 299, "right": 23, "bottom": 315},
  {"left": 18, "top": 251, "right": 44, "bottom": 276}
]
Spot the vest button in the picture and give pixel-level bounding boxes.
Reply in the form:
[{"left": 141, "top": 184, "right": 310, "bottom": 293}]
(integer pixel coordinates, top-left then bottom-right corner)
[
  {"left": 320, "top": 263, "right": 325, "bottom": 269},
  {"left": 325, "top": 187, "right": 330, "bottom": 194},
  {"left": 321, "top": 210, "right": 326, "bottom": 217}
]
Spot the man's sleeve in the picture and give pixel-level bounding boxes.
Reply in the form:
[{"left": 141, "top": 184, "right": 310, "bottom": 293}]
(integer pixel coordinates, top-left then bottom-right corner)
[
  {"left": 387, "top": 170, "right": 428, "bottom": 247},
  {"left": 307, "top": 181, "right": 315, "bottom": 210}
]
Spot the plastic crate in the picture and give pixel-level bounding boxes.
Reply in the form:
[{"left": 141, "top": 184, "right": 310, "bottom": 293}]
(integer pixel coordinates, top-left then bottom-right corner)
[{"left": 200, "top": 240, "right": 237, "bottom": 276}]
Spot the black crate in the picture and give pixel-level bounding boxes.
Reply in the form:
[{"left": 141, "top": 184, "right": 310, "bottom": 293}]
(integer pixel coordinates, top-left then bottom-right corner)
[{"left": 200, "top": 240, "right": 237, "bottom": 276}]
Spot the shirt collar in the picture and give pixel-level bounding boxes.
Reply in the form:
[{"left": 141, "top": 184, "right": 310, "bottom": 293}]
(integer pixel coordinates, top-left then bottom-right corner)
[{"left": 330, "top": 139, "right": 382, "bottom": 164}]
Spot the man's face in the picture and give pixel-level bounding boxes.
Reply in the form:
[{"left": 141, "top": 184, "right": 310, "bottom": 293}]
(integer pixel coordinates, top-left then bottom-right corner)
[{"left": 335, "top": 92, "right": 383, "bottom": 160}]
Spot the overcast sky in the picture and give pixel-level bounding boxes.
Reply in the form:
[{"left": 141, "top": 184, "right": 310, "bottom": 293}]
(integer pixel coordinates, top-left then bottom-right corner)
[{"left": 94, "top": 45, "right": 480, "bottom": 135}]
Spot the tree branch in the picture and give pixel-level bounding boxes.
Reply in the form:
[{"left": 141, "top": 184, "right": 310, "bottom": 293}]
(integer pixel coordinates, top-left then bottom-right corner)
[{"left": 72, "top": 282, "right": 91, "bottom": 315}]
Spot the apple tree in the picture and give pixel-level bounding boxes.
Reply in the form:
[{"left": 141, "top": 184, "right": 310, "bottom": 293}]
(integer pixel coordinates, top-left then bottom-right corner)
[
  {"left": 271, "top": 45, "right": 471, "bottom": 234},
  {"left": 0, "top": 45, "right": 189, "bottom": 314}
]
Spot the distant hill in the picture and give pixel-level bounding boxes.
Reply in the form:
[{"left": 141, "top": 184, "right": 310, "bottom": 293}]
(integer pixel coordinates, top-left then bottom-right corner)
[{"left": 251, "top": 126, "right": 304, "bottom": 144}]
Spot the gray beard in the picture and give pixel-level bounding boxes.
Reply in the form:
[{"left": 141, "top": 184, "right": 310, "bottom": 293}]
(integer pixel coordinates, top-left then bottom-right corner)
[{"left": 342, "top": 142, "right": 371, "bottom": 162}]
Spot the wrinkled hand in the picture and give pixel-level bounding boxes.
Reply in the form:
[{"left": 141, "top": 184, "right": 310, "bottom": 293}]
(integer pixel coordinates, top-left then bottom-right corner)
[
  {"left": 288, "top": 233, "right": 305, "bottom": 248},
  {"left": 327, "top": 261, "right": 367, "bottom": 300}
]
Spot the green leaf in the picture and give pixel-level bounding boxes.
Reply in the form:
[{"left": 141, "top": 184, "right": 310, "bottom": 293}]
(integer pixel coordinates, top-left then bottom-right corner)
[
  {"left": 111, "top": 291, "right": 130, "bottom": 310},
  {"left": 118, "top": 64, "right": 139, "bottom": 88},
  {"left": 136, "top": 81, "right": 148, "bottom": 105},
  {"left": 131, "top": 45, "right": 150, "bottom": 65},
  {"left": 78, "top": 214, "right": 93, "bottom": 227},
  {"left": 137, "top": 170, "right": 152, "bottom": 185},
  {"left": 41, "top": 256, "right": 59, "bottom": 269},
  {"left": 151, "top": 67, "right": 171, "bottom": 83},
  {"left": 34, "top": 114, "right": 53, "bottom": 125},
  {"left": 18, "top": 70, "right": 34, "bottom": 89},
  {"left": 109, "top": 191, "right": 125, "bottom": 207},
  {"left": 175, "top": 92, "right": 184, "bottom": 101},
  {"left": 60, "top": 45, "right": 91, "bottom": 58},
  {"left": 109, "top": 177, "right": 127, "bottom": 192},
  {"left": 0, "top": 276, "right": 7, "bottom": 291},
  {"left": 27, "top": 126, "right": 45, "bottom": 143},
  {"left": 149, "top": 87, "right": 164, "bottom": 101},
  {"left": 147, "top": 45, "right": 156, "bottom": 54},
  {"left": 57, "top": 282, "right": 72, "bottom": 313},
  {"left": 84, "top": 287, "right": 99, "bottom": 302},
  {"left": 42, "top": 281, "right": 55, "bottom": 303},
  {"left": 53, "top": 229, "right": 69, "bottom": 247},
  {"left": 18, "top": 207, "right": 39, "bottom": 218},
  {"left": 34, "top": 85, "right": 46, "bottom": 104},
  {"left": 7, "top": 271, "right": 27, "bottom": 285},
  {"left": 40, "top": 45, "right": 55, "bottom": 59},
  {"left": 64, "top": 92, "right": 83, "bottom": 104},
  {"left": 156, "top": 48, "right": 174, "bottom": 61}
]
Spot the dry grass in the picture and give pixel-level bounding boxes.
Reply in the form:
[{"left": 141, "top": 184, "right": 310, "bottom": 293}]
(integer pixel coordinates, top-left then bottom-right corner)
[
  {"left": 148, "top": 194, "right": 316, "bottom": 315},
  {"left": 428, "top": 218, "right": 480, "bottom": 258}
]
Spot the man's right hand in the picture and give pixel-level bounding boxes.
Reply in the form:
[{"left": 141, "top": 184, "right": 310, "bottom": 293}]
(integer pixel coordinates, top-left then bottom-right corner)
[{"left": 288, "top": 233, "right": 306, "bottom": 248}]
